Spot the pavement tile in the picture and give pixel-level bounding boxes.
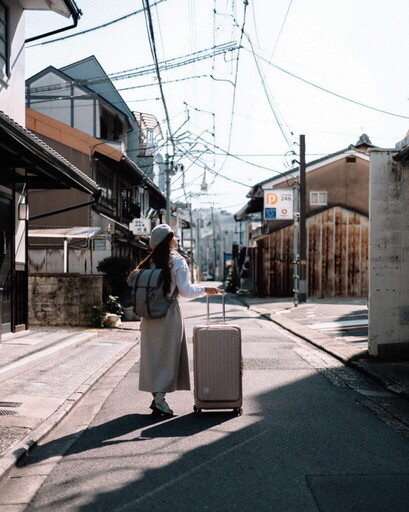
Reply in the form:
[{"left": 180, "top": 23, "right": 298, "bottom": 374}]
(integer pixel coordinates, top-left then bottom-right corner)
[{"left": 0, "top": 325, "right": 140, "bottom": 482}]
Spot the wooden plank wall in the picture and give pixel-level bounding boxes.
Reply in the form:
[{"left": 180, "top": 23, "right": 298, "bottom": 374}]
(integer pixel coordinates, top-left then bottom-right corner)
[{"left": 256, "top": 207, "right": 369, "bottom": 298}]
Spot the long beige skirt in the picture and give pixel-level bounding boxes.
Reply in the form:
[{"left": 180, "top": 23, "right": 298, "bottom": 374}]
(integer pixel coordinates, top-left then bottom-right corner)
[{"left": 139, "top": 300, "right": 190, "bottom": 393}]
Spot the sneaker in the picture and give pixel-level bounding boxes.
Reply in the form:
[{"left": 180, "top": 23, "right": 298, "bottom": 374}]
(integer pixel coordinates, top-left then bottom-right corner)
[{"left": 150, "top": 393, "right": 174, "bottom": 416}]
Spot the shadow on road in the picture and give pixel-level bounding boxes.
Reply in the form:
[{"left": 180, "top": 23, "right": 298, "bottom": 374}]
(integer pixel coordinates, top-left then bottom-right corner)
[
  {"left": 21, "top": 371, "right": 409, "bottom": 512},
  {"left": 18, "top": 412, "right": 232, "bottom": 466}
]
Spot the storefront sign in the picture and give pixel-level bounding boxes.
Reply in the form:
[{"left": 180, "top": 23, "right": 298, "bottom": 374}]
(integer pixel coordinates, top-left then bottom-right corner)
[{"left": 129, "top": 218, "right": 151, "bottom": 235}]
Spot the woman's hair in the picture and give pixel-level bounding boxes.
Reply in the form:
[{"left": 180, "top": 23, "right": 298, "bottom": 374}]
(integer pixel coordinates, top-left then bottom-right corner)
[{"left": 136, "top": 232, "right": 174, "bottom": 295}]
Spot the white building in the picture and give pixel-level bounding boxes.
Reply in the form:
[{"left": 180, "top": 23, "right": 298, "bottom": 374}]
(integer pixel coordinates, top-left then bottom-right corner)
[{"left": 0, "top": 1, "right": 99, "bottom": 335}]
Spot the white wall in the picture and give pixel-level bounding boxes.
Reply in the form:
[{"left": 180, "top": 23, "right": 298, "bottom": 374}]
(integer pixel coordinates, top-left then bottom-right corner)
[
  {"left": 0, "top": 2, "right": 25, "bottom": 124},
  {"left": 368, "top": 148, "right": 409, "bottom": 357}
]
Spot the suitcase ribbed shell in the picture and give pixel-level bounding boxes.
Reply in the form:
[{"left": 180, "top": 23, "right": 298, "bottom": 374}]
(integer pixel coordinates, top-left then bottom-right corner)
[{"left": 193, "top": 324, "right": 242, "bottom": 411}]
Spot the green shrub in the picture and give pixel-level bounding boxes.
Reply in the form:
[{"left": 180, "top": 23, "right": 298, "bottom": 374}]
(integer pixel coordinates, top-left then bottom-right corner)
[{"left": 97, "top": 255, "right": 134, "bottom": 299}]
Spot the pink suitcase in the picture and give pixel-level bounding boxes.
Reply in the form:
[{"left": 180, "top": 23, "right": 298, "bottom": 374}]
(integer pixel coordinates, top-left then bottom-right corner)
[{"left": 193, "top": 295, "right": 243, "bottom": 416}]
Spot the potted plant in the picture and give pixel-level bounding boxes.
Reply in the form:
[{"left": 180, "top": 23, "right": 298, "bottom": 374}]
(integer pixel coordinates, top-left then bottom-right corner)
[{"left": 92, "top": 295, "right": 123, "bottom": 328}]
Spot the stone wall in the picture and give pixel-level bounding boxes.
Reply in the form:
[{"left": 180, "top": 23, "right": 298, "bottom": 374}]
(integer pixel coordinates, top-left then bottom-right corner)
[{"left": 28, "top": 274, "right": 103, "bottom": 327}]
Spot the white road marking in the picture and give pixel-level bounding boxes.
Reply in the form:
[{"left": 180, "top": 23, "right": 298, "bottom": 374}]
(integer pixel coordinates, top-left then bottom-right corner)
[{"left": 309, "top": 319, "right": 368, "bottom": 330}]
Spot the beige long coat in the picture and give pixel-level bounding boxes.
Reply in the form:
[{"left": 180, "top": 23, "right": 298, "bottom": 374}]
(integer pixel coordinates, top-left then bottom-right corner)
[{"left": 139, "top": 251, "right": 205, "bottom": 393}]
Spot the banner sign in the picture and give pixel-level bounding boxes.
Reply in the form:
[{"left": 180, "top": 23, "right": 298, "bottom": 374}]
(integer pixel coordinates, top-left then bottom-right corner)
[
  {"left": 263, "top": 189, "right": 294, "bottom": 220},
  {"left": 129, "top": 218, "right": 151, "bottom": 236}
]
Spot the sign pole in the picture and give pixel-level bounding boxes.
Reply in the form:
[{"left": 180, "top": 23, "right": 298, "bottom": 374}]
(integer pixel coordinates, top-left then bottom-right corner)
[
  {"left": 293, "top": 185, "right": 300, "bottom": 306},
  {"left": 299, "top": 134, "right": 307, "bottom": 302}
]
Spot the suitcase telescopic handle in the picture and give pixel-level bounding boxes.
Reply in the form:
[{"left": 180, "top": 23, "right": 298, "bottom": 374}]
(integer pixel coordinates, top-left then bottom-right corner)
[{"left": 206, "top": 292, "right": 226, "bottom": 323}]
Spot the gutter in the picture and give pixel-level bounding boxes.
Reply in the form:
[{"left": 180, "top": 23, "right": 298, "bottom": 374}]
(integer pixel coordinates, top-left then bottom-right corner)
[
  {"left": 25, "top": 1, "right": 82, "bottom": 44},
  {"left": 393, "top": 146, "right": 409, "bottom": 163}
]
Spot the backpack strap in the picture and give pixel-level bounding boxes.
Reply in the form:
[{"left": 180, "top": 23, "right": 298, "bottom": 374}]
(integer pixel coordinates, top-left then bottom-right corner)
[
  {"left": 145, "top": 269, "right": 156, "bottom": 318},
  {"left": 168, "top": 285, "right": 178, "bottom": 303}
]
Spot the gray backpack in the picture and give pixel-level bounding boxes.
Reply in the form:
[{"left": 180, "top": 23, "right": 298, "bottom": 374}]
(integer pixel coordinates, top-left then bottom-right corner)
[{"left": 128, "top": 269, "right": 177, "bottom": 319}]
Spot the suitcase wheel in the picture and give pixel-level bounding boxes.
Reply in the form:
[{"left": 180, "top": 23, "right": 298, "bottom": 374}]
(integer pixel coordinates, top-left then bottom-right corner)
[
  {"left": 233, "top": 407, "right": 243, "bottom": 416},
  {"left": 193, "top": 406, "right": 203, "bottom": 416}
]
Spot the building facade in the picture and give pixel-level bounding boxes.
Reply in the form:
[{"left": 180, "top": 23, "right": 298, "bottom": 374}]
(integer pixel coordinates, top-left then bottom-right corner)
[
  {"left": 235, "top": 135, "right": 372, "bottom": 298},
  {"left": 26, "top": 108, "right": 166, "bottom": 274},
  {"left": 0, "top": 0, "right": 101, "bottom": 335}
]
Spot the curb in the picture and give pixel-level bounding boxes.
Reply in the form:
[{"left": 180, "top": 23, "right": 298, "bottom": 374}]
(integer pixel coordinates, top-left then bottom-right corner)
[
  {"left": 0, "top": 332, "right": 97, "bottom": 384},
  {"left": 0, "top": 339, "right": 138, "bottom": 482}
]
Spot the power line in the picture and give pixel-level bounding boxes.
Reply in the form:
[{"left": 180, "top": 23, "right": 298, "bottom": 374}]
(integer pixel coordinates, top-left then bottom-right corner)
[
  {"left": 187, "top": 129, "right": 290, "bottom": 174},
  {"left": 142, "top": 0, "right": 174, "bottom": 154},
  {"left": 171, "top": 130, "right": 295, "bottom": 182},
  {"left": 250, "top": 49, "right": 409, "bottom": 120},
  {"left": 244, "top": 31, "right": 295, "bottom": 151},
  {"left": 26, "top": 0, "right": 168, "bottom": 48},
  {"left": 27, "top": 42, "right": 240, "bottom": 94},
  {"left": 212, "top": 0, "right": 249, "bottom": 183},
  {"left": 271, "top": 0, "right": 293, "bottom": 58}
]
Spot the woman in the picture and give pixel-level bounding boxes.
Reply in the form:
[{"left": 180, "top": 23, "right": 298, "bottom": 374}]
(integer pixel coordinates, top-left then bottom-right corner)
[{"left": 134, "top": 223, "right": 222, "bottom": 416}]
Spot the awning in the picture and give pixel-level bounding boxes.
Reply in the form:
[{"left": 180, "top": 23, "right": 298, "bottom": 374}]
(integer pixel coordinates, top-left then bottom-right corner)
[
  {"left": 28, "top": 227, "right": 101, "bottom": 273},
  {"left": 28, "top": 227, "right": 101, "bottom": 239},
  {"left": 0, "top": 111, "right": 99, "bottom": 195}
]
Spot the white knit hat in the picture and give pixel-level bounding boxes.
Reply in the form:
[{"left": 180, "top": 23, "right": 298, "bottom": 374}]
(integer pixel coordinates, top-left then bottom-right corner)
[{"left": 149, "top": 223, "right": 173, "bottom": 249}]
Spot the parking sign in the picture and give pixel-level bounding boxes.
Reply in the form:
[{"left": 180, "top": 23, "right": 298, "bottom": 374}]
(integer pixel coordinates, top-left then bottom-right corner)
[{"left": 263, "top": 189, "right": 293, "bottom": 220}]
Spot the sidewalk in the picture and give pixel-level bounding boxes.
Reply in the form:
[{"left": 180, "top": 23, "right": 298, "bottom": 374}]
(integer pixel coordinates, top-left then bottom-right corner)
[
  {"left": 234, "top": 294, "right": 409, "bottom": 400},
  {"left": 0, "top": 323, "right": 140, "bottom": 481}
]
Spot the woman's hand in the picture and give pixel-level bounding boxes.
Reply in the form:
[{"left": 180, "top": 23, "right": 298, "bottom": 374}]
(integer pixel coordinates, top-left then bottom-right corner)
[{"left": 205, "top": 287, "right": 224, "bottom": 296}]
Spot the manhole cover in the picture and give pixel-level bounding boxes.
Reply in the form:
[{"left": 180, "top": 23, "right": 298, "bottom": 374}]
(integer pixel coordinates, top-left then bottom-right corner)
[
  {"left": 0, "top": 401, "right": 22, "bottom": 408},
  {"left": 0, "top": 410, "right": 18, "bottom": 416}
]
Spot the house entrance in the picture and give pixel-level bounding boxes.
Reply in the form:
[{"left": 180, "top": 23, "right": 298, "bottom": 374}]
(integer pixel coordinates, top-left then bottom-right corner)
[{"left": 0, "top": 194, "right": 12, "bottom": 334}]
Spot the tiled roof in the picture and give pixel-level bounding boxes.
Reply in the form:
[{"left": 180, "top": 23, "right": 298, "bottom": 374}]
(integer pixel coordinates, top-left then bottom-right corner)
[{"left": 0, "top": 110, "right": 98, "bottom": 194}]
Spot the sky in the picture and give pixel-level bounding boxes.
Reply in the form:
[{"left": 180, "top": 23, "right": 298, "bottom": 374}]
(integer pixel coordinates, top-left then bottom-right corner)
[{"left": 25, "top": 0, "right": 409, "bottom": 213}]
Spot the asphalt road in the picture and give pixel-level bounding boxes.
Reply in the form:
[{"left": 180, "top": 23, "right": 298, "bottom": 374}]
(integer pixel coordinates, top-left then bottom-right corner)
[{"left": 1, "top": 295, "right": 409, "bottom": 512}]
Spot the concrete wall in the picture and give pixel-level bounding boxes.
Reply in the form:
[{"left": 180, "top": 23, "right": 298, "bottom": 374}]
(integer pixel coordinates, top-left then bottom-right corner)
[
  {"left": 368, "top": 149, "right": 409, "bottom": 359},
  {"left": 28, "top": 274, "right": 103, "bottom": 326}
]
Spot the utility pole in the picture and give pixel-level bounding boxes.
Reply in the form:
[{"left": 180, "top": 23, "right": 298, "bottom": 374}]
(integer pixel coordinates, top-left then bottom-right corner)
[
  {"left": 196, "top": 211, "right": 202, "bottom": 279},
  {"left": 293, "top": 185, "right": 300, "bottom": 306},
  {"left": 210, "top": 206, "right": 218, "bottom": 278},
  {"left": 188, "top": 202, "right": 195, "bottom": 281},
  {"left": 299, "top": 134, "right": 307, "bottom": 302},
  {"left": 165, "top": 154, "right": 171, "bottom": 225}
]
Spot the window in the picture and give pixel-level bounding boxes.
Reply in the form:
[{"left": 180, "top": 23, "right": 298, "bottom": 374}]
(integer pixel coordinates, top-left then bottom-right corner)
[
  {"left": 0, "top": 1, "right": 8, "bottom": 78},
  {"left": 346, "top": 156, "right": 356, "bottom": 163},
  {"left": 310, "top": 191, "right": 328, "bottom": 205},
  {"left": 96, "top": 169, "right": 113, "bottom": 206},
  {"left": 93, "top": 239, "right": 107, "bottom": 251}
]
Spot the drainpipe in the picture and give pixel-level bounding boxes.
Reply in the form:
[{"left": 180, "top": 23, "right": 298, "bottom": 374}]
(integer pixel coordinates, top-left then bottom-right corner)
[{"left": 25, "top": 1, "right": 82, "bottom": 44}]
